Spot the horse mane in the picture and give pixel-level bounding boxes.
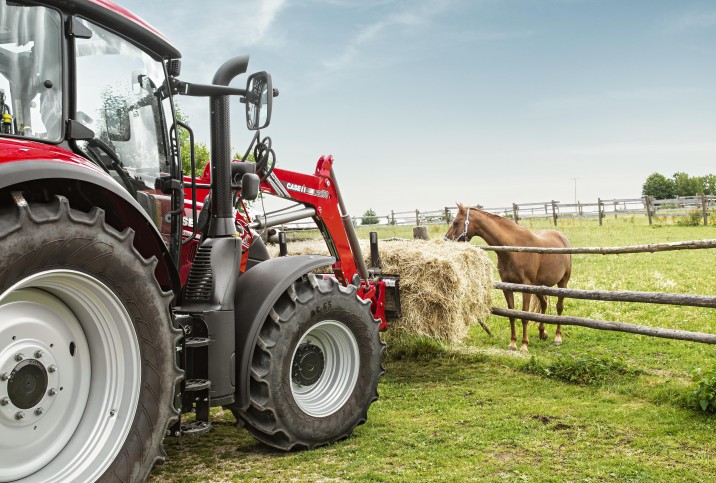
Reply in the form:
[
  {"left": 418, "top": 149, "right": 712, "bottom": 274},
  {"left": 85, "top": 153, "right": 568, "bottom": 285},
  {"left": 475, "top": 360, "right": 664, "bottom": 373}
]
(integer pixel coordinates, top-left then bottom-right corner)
[{"left": 466, "top": 207, "right": 516, "bottom": 226}]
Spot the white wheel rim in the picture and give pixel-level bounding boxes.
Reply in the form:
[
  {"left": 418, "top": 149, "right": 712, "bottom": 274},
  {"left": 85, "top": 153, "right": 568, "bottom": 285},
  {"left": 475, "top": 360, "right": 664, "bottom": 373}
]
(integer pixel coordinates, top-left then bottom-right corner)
[
  {"left": 0, "top": 270, "right": 140, "bottom": 482},
  {"left": 290, "top": 320, "right": 360, "bottom": 418}
]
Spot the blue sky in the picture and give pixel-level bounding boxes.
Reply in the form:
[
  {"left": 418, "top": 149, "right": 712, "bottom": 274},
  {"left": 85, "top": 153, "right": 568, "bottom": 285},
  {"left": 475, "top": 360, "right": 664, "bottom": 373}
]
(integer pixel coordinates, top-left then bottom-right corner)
[{"left": 120, "top": 0, "right": 716, "bottom": 216}]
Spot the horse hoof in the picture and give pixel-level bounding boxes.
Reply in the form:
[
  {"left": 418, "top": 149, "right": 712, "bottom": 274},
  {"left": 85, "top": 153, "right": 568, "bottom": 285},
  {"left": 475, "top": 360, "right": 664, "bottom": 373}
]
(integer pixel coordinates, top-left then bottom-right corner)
[
  {"left": 553, "top": 338, "right": 562, "bottom": 346},
  {"left": 508, "top": 344, "right": 517, "bottom": 351},
  {"left": 520, "top": 345, "right": 529, "bottom": 353},
  {"left": 539, "top": 333, "right": 548, "bottom": 341}
]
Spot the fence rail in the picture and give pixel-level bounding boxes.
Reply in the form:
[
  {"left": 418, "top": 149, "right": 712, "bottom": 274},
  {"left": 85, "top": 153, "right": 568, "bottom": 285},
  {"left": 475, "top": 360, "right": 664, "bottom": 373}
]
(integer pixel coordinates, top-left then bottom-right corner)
[
  {"left": 482, "top": 239, "right": 716, "bottom": 254},
  {"left": 279, "top": 195, "right": 716, "bottom": 231},
  {"left": 491, "top": 307, "right": 716, "bottom": 345},
  {"left": 489, "top": 240, "right": 716, "bottom": 346}
]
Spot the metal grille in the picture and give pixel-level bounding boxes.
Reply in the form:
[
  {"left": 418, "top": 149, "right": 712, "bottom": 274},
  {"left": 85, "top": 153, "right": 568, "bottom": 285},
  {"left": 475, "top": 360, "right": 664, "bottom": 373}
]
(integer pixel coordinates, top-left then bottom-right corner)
[{"left": 185, "top": 245, "right": 213, "bottom": 301}]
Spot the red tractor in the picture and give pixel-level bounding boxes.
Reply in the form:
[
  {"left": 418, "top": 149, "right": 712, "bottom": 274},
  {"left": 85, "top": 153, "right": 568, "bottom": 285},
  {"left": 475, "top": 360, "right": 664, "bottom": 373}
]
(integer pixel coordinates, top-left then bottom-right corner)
[{"left": 0, "top": 1, "right": 399, "bottom": 481}]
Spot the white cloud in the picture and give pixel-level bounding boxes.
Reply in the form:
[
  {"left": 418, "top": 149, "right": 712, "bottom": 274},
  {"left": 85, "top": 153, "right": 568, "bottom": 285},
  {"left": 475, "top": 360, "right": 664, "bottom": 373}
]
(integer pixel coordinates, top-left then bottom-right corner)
[
  {"left": 321, "top": 1, "right": 453, "bottom": 72},
  {"left": 247, "top": 0, "right": 288, "bottom": 45},
  {"left": 664, "top": 9, "right": 716, "bottom": 33}
]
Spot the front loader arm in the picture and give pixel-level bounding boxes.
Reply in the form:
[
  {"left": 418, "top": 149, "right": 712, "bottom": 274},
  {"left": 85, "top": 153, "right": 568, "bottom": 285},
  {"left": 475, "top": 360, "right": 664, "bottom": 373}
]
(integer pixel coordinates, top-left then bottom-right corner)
[{"left": 259, "top": 155, "right": 366, "bottom": 287}]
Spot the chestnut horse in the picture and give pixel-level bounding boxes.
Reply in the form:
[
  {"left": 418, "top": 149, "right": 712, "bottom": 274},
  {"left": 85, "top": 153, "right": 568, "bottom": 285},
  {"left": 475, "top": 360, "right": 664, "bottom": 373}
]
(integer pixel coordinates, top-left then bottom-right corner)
[{"left": 445, "top": 204, "right": 571, "bottom": 352}]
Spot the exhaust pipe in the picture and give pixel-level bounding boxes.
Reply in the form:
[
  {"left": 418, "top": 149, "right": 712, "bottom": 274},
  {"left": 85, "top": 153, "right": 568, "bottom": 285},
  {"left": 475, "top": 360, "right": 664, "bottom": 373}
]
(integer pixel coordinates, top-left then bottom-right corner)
[{"left": 208, "top": 55, "right": 249, "bottom": 237}]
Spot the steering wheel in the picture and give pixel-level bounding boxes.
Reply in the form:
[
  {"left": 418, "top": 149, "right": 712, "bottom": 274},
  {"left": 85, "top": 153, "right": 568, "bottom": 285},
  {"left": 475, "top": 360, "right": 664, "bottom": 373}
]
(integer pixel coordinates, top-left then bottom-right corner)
[{"left": 254, "top": 136, "right": 276, "bottom": 183}]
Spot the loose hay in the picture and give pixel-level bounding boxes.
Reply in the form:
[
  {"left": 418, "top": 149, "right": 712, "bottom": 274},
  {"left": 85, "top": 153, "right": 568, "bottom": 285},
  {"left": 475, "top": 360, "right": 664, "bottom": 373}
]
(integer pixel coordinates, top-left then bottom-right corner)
[{"left": 266, "top": 238, "right": 494, "bottom": 343}]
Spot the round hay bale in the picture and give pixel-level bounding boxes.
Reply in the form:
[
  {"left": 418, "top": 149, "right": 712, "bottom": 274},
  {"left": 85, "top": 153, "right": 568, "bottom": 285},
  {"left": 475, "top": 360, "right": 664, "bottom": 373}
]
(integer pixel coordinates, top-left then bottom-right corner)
[{"left": 266, "top": 238, "right": 493, "bottom": 344}]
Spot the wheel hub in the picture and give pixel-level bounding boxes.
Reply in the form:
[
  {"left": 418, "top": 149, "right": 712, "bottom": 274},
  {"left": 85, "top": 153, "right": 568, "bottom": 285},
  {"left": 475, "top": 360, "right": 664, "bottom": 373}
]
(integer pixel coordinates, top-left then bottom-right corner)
[
  {"left": 0, "top": 339, "right": 62, "bottom": 428},
  {"left": 290, "top": 320, "right": 361, "bottom": 418},
  {"left": 8, "top": 359, "right": 48, "bottom": 410},
  {"left": 292, "top": 343, "right": 325, "bottom": 386}
]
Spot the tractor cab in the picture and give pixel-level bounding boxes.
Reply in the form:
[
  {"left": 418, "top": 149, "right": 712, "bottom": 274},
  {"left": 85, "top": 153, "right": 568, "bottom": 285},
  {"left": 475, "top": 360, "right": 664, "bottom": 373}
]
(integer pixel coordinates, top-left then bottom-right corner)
[{"left": 0, "top": 0, "right": 271, "bottom": 260}]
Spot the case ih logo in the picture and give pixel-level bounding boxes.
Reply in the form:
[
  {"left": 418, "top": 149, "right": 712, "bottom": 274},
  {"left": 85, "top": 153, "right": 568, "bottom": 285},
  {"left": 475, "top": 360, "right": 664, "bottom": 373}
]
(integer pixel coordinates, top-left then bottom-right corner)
[{"left": 285, "top": 182, "right": 329, "bottom": 199}]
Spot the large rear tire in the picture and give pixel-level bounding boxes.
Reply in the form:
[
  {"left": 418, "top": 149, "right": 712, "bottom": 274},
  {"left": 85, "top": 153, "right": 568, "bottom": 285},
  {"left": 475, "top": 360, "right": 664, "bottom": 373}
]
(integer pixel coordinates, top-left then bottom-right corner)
[
  {"left": 237, "top": 273, "right": 384, "bottom": 450},
  {"left": 0, "top": 196, "right": 180, "bottom": 482}
]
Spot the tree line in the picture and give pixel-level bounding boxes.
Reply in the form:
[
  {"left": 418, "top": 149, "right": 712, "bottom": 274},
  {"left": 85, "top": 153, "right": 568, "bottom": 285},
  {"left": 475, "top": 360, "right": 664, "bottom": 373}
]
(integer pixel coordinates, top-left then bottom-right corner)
[
  {"left": 176, "top": 108, "right": 254, "bottom": 177},
  {"left": 642, "top": 172, "right": 716, "bottom": 199}
]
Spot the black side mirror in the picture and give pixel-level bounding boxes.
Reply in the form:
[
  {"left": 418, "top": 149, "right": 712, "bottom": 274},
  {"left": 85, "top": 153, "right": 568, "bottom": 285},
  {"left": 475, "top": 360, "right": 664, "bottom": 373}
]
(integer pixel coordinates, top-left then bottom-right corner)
[
  {"left": 241, "top": 173, "right": 260, "bottom": 201},
  {"left": 245, "top": 72, "right": 272, "bottom": 130}
]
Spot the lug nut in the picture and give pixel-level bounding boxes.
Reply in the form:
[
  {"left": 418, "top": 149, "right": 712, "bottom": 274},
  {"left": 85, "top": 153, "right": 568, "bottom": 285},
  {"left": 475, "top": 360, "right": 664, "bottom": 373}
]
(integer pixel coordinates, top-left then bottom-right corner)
[
  {"left": 34, "top": 350, "right": 44, "bottom": 359},
  {"left": 34, "top": 407, "right": 44, "bottom": 416},
  {"left": 15, "top": 411, "right": 25, "bottom": 420},
  {"left": 14, "top": 353, "right": 24, "bottom": 362},
  {"left": 48, "top": 388, "right": 57, "bottom": 397},
  {"left": 48, "top": 365, "right": 57, "bottom": 373},
  {"left": 0, "top": 372, "right": 8, "bottom": 381},
  {"left": 0, "top": 397, "right": 9, "bottom": 406}
]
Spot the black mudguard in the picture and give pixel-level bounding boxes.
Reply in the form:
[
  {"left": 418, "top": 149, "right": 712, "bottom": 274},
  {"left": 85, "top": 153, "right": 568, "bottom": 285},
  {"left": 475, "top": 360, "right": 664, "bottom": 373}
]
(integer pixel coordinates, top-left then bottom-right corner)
[{"left": 233, "top": 254, "right": 335, "bottom": 409}]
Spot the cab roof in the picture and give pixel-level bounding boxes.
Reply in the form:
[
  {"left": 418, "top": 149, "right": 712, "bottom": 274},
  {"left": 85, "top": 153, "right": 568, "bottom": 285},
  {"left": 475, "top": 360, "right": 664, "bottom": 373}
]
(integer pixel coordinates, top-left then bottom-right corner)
[{"left": 40, "top": 0, "right": 181, "bottom": 59}]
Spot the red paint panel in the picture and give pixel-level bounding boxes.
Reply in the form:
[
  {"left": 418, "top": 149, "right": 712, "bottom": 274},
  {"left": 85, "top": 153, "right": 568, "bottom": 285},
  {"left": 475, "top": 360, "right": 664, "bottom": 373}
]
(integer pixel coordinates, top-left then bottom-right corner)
[{"left": 0, "top": 138, "right": 104, "bottom": 174}]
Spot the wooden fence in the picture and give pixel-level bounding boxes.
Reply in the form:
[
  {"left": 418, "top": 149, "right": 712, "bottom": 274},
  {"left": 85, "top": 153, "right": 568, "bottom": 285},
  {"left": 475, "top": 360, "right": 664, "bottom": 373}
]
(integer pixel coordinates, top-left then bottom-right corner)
[
  {"left": 488, "top": 240, "right": 716, "bottom": 345},
  {"left": 280, "top": 195, "right": 716, "bottom": 231}
]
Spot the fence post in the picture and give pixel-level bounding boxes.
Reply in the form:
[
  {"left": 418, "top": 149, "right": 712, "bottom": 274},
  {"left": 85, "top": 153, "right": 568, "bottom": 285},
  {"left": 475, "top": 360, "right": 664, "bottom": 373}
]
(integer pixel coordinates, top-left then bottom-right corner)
[
  {"left": 415, "top": 209, "right": 420, "bottom": 226},
  {"left": 578, "top": 201, "right": 583, "bottom": 217},
  {"left": 445, "top": 207, "right": 452, "bottom": 224},
  {"left": 413, "top": 226, "right": 429, "bottom": 240},
  {"left": 614, "top": 200, "right": 618, "bottom": 219},
  {"left": 551, "top": 200, "right": 558, "bottom": 226},
  {"left": 512, "top": 203, "right": 519, "bottom": 224},
  {"left": 598, "top": 198, "right": 603, "bottom": 226},
  {"left": 643, "top": 196, "right": 653, "bottom": 225},
  {"left": 702, "top": 193, "right": 709, "bottom": 226},
  {"left": 391, "top": 210, "right": 395, "bottom": 225}
]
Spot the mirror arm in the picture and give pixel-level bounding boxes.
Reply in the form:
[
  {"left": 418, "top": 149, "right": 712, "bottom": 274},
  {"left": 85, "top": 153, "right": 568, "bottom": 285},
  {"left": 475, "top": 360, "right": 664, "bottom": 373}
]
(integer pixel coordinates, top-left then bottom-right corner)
[{"left": 173, "top": 79, "right": 247, "bottom": 98}]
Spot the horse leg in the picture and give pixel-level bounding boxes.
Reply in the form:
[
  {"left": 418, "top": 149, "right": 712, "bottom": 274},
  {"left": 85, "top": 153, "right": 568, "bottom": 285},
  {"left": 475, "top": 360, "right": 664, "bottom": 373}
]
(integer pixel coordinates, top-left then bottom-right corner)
[
  {"left": 554, "top": 295, "right": 564, "bottom": 345},
  {"left": 536, "top": 294, "right": 548, "bottom": 340},
  {"left": 521, "top": 292, "right": 532, "bottom": 352},
  {"left": 504, "top": 290, "right": 517, "bottom": 351}
]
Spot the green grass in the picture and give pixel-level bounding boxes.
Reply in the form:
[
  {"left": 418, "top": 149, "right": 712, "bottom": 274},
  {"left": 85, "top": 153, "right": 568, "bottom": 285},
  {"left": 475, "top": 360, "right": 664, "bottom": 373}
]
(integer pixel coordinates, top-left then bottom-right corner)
[{"left": 149, "top": 218, "right": 716, "bottom": 482}]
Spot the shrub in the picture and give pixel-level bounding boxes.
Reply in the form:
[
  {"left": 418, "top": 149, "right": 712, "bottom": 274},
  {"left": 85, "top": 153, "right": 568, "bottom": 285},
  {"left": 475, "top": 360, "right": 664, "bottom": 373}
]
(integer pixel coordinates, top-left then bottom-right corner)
[
  {"left": 361, "top": 209, "right": 379, "bottom": 225},
  {"left": 522, "top": 354, "right": 640, "bottom": 385},
  {"left": 688, "top": 368, "right": 716, "bottom": 414},
  {"left": 676, "top": 211, "right": 702, "bottom": 226}
]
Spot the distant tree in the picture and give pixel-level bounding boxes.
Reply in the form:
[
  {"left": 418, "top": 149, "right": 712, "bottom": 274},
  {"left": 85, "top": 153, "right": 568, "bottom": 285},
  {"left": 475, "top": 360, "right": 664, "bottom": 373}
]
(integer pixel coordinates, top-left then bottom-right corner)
[
  {"left": 642, "top": 172, "right": 675, "bottom": 199},
  {"left": 703, "top": 174, "right": 716, "bottom": 196},
  {"left": 672, "top": 172, "right": 703, "bottom": 197},
  {"left": 361, "top": 208, "right": 379, "bottom": 225},
  {"left": 176, "top": 107, "right": 210, "bottom": 177}
]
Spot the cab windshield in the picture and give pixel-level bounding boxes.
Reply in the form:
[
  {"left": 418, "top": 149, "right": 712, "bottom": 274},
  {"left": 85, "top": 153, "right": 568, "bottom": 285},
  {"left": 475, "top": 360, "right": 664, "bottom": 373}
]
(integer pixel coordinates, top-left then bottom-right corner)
[
  {"left": 0, "top": 1, "right": 63, "bottom": 141},
  {"left": 75, "top": 18, "right": 172, "bottom": 188}
]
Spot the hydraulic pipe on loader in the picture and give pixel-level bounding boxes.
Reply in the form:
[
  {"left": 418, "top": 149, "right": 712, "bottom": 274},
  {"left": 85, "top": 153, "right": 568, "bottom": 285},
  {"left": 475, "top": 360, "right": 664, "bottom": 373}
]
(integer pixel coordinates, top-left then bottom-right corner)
[
  {"left": 330, "top": 167, "right": 370, "bottom": 283},
  {"left": 250, "top": 206, "right": 317, "bottom": 230}
]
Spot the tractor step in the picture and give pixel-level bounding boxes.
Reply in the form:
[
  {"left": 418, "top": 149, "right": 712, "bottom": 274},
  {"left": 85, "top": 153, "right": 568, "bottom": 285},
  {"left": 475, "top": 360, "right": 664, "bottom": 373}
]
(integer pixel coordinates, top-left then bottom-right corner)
[
  {"left": 185, "top": 336, "right": 210, "bottom": 348},
  {"left": 185, "top": 378, "right": 211, "bottom": 392},
  {"left": 181, "top": 420, "right": 212, "bottom": 436},
  {"left": 172, "top": 314, "right": 213, "bottom": 437}
]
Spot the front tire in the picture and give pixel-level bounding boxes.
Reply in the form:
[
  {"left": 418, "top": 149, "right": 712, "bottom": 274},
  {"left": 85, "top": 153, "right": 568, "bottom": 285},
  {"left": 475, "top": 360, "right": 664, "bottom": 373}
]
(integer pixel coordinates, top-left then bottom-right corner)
[
  {"left": 0, "top": 195, "right": 180, "bottom": 482},
  {"left": 237, "top": 274, "right": 384, "bottom": 450}
]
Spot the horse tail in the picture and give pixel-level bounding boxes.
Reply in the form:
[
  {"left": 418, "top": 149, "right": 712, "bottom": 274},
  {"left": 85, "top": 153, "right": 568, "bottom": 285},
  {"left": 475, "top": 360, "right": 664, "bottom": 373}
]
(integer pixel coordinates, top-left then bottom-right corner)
[{"left": 529, "top": 294, "right": 550, "bottom": 314}]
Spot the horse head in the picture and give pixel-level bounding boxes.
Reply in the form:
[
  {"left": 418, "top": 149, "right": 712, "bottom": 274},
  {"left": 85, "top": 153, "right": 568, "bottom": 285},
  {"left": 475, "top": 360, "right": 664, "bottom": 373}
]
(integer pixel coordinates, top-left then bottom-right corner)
[{"left": 444, "top": 203, "right": 472, "bottom": 241}]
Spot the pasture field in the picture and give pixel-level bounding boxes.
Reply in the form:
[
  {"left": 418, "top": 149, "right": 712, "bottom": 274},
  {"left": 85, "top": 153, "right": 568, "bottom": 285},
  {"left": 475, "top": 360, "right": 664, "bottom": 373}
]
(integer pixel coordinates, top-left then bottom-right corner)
[{"left": 150, "top": 218, "right": 716, "bottom": 482}]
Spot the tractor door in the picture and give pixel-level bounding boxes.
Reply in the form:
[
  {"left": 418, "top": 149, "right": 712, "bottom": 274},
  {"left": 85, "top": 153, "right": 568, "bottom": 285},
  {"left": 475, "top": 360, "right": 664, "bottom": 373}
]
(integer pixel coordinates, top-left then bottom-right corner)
[{"left": 72, "top": 17, "right": 179, "bottom": 246}]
